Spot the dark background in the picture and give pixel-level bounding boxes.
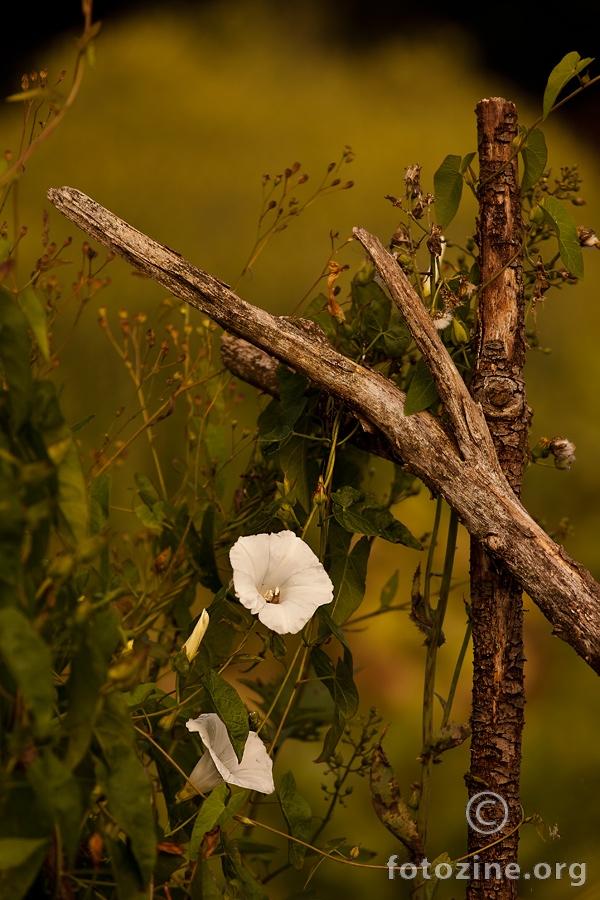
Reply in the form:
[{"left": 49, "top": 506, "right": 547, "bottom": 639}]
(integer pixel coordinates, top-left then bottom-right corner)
[{"left": 4, "top": 0, "right": 598, "bottom": 141}]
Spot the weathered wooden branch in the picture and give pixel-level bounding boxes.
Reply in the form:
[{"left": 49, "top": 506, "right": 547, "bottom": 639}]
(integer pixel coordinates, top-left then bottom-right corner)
[
  {"left": 47, "top": 186, "right": 600, "bottom": 674},
  {"left": 465, "top": 98, "right": 526, "bottom": 900}
]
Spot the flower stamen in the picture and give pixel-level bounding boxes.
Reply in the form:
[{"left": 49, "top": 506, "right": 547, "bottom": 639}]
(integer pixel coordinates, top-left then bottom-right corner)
[{"left": 263, "top": 586, "right": 281, "bottom": 604}]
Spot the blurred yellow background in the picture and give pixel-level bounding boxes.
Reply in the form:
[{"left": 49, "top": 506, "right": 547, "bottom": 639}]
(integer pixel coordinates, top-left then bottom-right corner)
[{"left": 3, "top": 2, "right": 600, "bottom": 895}]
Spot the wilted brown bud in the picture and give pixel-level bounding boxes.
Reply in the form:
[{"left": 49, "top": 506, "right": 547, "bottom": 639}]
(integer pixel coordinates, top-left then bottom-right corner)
[
  {"left": 331, "top": 178, "right": 340, "bottom": 186},
  {"left": 146, "top": 328, "right": 155, "bottom": 347},
  {"left": 291, "top": 161, "right": 301, "bottom": 174},
  {"left": 268, "top": 200, "right": 277, "bottom": 209},
  {"left": 297, "top": 173, "right": 309, "bottom": 184},
  {"left": 40, "top": 68, "right": 48, "bottom": 82},
  {"left": 284, "top": 167, "right": 292, "bottom": 178},
  {"left": 577, "top": 226, "right": 600, "bottom": 248},
  {"left": 427, "top": 224, "right": 443, "bottom": 257},
  {"left": 57, "top": 70, "right": 66, "bottom": 83},
  {"left": 341, "top": 181, "right": 354, "bottom": 189},
  {"left": 21, "top": 74, "right": 29, "bottom": 91},
  {"left": 327, "top": 162, "right": 336, "bottom": 173}
]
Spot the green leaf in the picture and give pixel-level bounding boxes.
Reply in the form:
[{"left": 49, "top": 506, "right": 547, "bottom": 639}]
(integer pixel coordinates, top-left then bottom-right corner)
[
  {"left": 543, "top": 52, "right": 595, "bottom": 120},
  {"left": 0, "top": 837, "right": 48, "bottom": 899},
  {"left": 70, "top": 413, "right": 96, "bottom": 433},
  {"left": 93, "top": 692, "right": 156, "bottom": 885},
  {"left": 25, "top": 748, "right": 82, "bottom": 864},
  {"left": 105, "top": 834, "right": 147, "bottom": 900},
  {"left": 0, "top": 836, "right": 49, "bottom": 869},
  {"left": 56, "top": 438, "right": 89, "bottom": 543},
  {"left": 0, "top": 287, "right": 33, "bottom": 430},
  {"left": 190, "top": 783, "right": 230, "bottom": 858},
  {"left": 404, "top": 357, "right": 440, "bottom": 415},
  {"left": 426, "top": 852, "right": 453, "bottom": 900},
  {"left": 540, "top": 195, "right": 584, "bottom": 278},
  {"left": 202, "top": 668, "right": 249, "bottom": 763},
  {"left": 134, "top": 472, "right": 160, "bottom": 508},
  {"left": 63, "top": 609, "right": 119, "bottom": 769},
  {"left": 326, "top": 522, "right": 371, "bottom": 625},
  {"left": 187, "top": 504, "right": 222, "bottom": 592},
  {"left": 204, "top": 423, "right": 227, "bottom": 498},
  {"left": 311, "top": 647, "right": 359, "bottom": 761},
  {"left": 460, "top": 152, "right": 476, "bottom": 173},
  {"left": 90, "top": 473, "right": 111, "bottom": 534},
  {"left": 276, "top": 435, "right": 309, "bottom": 512},
  {"left": 380, "top": 570, "right": 399, "bottom": 608},
  {"left": 276, "top": 365, "right": 308, "bottom": 409},
  {"left": 433, "top": 154, "right": 463, "bottom": 229},
  {"left": 331, "top": 485, "right": 421, "bottom": 548},
  {"left": 17, "top": 288, "right": 49, "bottom": 361},
  {"left": 379, "top": 312, "right": 411, "bottom": 358},
  {"left": 134, "top": 500, "right": 164, "bottom": 532},
  {"left": 277, "top": 771, "right": 312, "bottom": 869},
  {"left": 0, "top": 607, "right": 53, "bottom": 736},
  {"left": 519, "top": 128, "right": 547, "bottom": 193}
]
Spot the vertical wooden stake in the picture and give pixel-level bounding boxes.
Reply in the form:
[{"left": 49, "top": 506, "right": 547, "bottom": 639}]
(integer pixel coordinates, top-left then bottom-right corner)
[{"left": 466, "top": 98, "right": 528, "bottom": 900}]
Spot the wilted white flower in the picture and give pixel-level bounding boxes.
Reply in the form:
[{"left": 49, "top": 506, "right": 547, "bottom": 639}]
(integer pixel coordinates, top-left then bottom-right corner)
[
  {"left": 229, "top": 532, "right": 333, "bottom": 634},
  {"left": 186, "top": 713, "right": 274, "bottom": 794},
  {"left": 182, "top": 609, "right": 210, "bottom": 662},
  {"left": 432, "top": 310, "right": 453, "bottom": 330},
  {"left": 577, "top": 226, "right": 600, "bottom": 248},
  {"left": 549, "top": 437, "right": 576, "bottom": 470}
]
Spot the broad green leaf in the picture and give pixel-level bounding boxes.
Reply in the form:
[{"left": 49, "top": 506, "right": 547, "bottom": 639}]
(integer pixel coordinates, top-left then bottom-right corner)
[
  {"left": 202, "top": 668, "right": 249, "bottom": 762},
  {"left": 190, "top": 858, "right": 223, "bottom": 900},
  {"left": 543, "top": 52, "right": 595, "bottom": 120},
  {"left": 379, "top": 312, "right": 411, "bottom": 358},
  {"left": 90, "top": 473, "right": 111, "bottom": 534},
  {"left": 0, "top": 836, "right": 48, "bottom": 869},
  {"left": 276, "top": 365, "right": 308, "bottom": 409},
  {"left": 460, "top": 152, "right": 476, "bottom": 173},
  {"left": 380, "top": 570, "right": 399, "bottom": 608},
  {"left": 187, "top": 504, "right": 222, "bottom": 592},
  {"left": 221, "top": 832, "right": 269, "bottom": 900},
  {"left": 134, "top": 472, "right": 160, "bottom": 508},
  {"left": 204, "top": 423, "right": 227, "bottom": 498},
  {"left": 326, "top": 522, "right": 370, "bottom": 625},
  {"left": 433, "top": 154, "right": 463, "bottom": 229},
  {"left": 104, "top": 834, "right": 147, "bottom": 900},
  {"left": 277, "top": 771, "right": 312, "bottom": 869},
  {"left": 25, "top": 748, "right": 82, "bottom": 864},
  {"left": 276, "top": 435, "right": 309, "bottom": 512},
  {"left": 0, "top": 287, "right": 33, "bottom": 430},
  {"left": 134, "top": 500, "right": 164, "bottom": 532},
  {"left": 404, "top": 357, "right": 440, "bottom": 415},
  {"left": 93, "top": 692, "right": 156, "bottom": 885},
  {"left": 540, "top": 195, "right": 584, "bottom": 278},
  {"left": 370, "top": 739, "right": 422, "bottom": 857},
  {"left": 520, "top": 127, "right": 548, "bottom": 193},
  {"left": 331, "top": 485, "right": 421, "bottom": 549},
  {"left": 17, "top": 288, "right": 49, "bottom": 361},
  {"left": 426, "top": 852, "right": 453, "bottom": 900},
  {"left": 190, "top": 783, "right": 230, "bottom": 858},
  {"left": 0, "top": 837, "right": 48, "bottom": 899},
  {"left": 63, "top": 609, "right": 119, "bottom": 769},
  {"left": 56, "top": 438, "right": 89, "bottom": 543},
  {"left": 311, "top": 647, "right": 359, "bottom": 761},
  {"left": 0, "top": 607, "right": 53, "bottom": 736}
]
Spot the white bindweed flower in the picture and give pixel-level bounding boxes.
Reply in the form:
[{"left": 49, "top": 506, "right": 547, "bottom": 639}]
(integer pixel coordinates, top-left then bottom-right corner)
[
  {"left": 229, "top": 532, "right": 333, "bottom": 634},
  {"left": 186, "top": 713, "right": 274, "bottom": 794},
  {"left": 182, "top": 609, "right": 210, "bottom": 662}
]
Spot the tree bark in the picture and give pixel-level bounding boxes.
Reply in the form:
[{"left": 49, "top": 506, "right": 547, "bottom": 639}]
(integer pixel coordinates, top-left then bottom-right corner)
[
  {"left": 46, "top": 186, "right": 600, "bottom": 674},
  {"left": 465, "top": 99, "right": 526, "bottom": 900}
]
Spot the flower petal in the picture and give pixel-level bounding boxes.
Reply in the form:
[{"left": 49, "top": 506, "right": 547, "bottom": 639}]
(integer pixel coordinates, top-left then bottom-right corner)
[
  {"left": 229, "top": 532, "right": 333, "bottom": 635},
  {"left": 186, "top": 713, "right": 274, "bottom": 794}
]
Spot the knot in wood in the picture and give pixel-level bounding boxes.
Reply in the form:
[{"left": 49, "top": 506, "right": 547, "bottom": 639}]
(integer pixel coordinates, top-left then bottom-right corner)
[
  {"left": 473, "top": 376, "right": 524, "bottom": 419},
  {"left": 481, "top": 339, "right": 506, "bottom": 360},
  {"left": 279, "top": 316, "right": 330, "bottom": 347},
  {"left": 486, "top": 533, "right": 504, "bottom": 554}
]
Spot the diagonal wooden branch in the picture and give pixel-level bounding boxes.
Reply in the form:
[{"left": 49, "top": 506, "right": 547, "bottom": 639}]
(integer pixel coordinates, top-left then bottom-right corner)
[{"left": 47, "top": 186, "right": 600, "bottom": 674}]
